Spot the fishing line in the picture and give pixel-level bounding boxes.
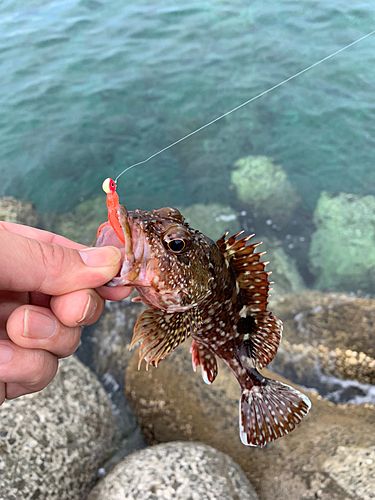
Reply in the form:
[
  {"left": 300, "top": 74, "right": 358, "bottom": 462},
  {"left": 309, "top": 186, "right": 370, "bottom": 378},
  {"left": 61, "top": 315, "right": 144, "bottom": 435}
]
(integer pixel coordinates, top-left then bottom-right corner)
[{"left": 114, "top": 28, "right": 375, "bottom": 185}]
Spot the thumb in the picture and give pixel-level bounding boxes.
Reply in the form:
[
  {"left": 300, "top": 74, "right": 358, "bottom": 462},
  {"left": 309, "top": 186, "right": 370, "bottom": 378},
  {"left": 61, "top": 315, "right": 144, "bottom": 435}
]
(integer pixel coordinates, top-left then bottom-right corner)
[{"left": 0, "top": 229, "right": 122, "bottom": 295}]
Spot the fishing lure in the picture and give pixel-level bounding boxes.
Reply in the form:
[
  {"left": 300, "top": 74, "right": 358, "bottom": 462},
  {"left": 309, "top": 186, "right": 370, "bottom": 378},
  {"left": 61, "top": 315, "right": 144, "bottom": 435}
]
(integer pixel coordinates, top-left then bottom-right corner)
[{"left": 97, "top": 178, "right": 124, "bottom": 244}]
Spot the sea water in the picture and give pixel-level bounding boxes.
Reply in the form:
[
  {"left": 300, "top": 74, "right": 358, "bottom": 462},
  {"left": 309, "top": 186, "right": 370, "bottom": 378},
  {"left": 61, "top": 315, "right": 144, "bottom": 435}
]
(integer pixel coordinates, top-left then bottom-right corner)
[{"left": 1, "top": 0, "right": 375, "bottom": 291}]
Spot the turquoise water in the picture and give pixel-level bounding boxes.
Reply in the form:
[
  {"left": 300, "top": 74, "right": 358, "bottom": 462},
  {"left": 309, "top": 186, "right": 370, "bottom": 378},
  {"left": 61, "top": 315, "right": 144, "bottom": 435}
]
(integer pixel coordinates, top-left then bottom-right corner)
[
  {"left": 1, "top": 0, "right": 375, "bottom": 214},
  {"left": 1, "top": 0, "right": 375, "bottom": 291}
]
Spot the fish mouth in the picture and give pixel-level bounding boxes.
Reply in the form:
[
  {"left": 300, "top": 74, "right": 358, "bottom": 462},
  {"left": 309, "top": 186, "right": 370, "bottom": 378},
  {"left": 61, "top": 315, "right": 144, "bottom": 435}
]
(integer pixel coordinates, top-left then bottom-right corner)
[{"left": 95, "top": 205, "right": 151, "bottom": 287}]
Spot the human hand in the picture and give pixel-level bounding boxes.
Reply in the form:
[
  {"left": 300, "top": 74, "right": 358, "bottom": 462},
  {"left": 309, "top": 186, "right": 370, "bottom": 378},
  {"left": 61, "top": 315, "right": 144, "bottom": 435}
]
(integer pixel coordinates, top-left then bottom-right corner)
[{"left": 0, "top": 222, "right": 132, "bottom": 405}]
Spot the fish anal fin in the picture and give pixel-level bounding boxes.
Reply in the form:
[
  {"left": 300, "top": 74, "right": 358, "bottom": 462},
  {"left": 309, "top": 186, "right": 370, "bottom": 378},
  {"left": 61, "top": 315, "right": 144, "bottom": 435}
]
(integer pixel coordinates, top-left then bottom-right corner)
[
  {"left": 240, "top": 375, "right": 311, "bottom": 447},
  {"left": 190, "top": 340, "right": 218, "bottom": 384},
  {"left": 131, "top": 308, "right": 201, "bottom": 368}
]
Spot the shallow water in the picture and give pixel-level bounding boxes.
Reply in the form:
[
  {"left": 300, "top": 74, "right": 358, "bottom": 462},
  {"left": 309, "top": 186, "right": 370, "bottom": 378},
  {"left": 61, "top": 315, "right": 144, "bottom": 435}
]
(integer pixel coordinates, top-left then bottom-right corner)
[
  {"left": 1, "top": 0, "right": 375, "bottom": 213},
  {"left": 1, "top": 0, "right": 375, "bottom": 294}
]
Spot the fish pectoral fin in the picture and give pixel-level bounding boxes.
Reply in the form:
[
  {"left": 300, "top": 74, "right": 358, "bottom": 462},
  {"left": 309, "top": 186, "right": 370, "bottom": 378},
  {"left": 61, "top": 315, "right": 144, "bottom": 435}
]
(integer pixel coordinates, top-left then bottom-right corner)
[
  {"left": 131, "top": 307, "right": 201, "bottom": 368},
  {"left": 250, "top": 312, "right": 283, "bottom": 369},
  {"left": 190, "top": 340, "right": 218, "bottom": 385},
  {"left": 131, "top": 296, "right": 143, "bottom": 303},
  {"left": 237, "top": 312, "right": 282, "bottom": 369},
  {"left": 239, "top": 372, "right": 311, "bottom": 448}
]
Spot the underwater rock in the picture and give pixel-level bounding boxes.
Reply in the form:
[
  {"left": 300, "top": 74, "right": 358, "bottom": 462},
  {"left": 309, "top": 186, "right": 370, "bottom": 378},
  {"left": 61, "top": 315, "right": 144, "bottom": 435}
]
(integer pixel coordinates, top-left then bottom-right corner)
[
  {"left": 88, "top": 442, "right": 258, "bottom": 500},
  {"left": 176, "top": 202, "right": 241, "bottom": 241},
  {"left": 0, "top": 195, "right": 40, "bottom": 226},
  {"left": 256, "top": 235, "right": 305, "bottom": 296},
  {"left": 44, "top": 196, "right": 107, "bottom": 246},
  {"left": 309, "top": 191, "right": 375, "bottom": 292},
  {"left": 230, "top": 156, "right": 299, "bottom": 222},
  {"left": 0, "top": 356, "right": 114, "bottom": 500},
  {"left": 125, "top": 341, "right": 375, "bottom": 500},
  {"left": 47, "top": 199, "right": 240, "bottom": 247},
  {"left": 271, "top": 290, "right": 375, "bottom": 390},
  {"left": 85, "top": 299, "right": 146, "bottom": 381},
  {"left": 167, "top": 210, "right": 305, "bottom": 297}
]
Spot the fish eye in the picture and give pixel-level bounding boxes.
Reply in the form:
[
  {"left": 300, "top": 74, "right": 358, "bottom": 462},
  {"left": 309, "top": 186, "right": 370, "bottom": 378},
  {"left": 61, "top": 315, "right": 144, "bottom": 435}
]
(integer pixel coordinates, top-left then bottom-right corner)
[
  {"left": 162, "top": 227, "right": 190, "bottom": 254},
  {"left": 167, "top": 238, "right": 186, "bottom": 253}
]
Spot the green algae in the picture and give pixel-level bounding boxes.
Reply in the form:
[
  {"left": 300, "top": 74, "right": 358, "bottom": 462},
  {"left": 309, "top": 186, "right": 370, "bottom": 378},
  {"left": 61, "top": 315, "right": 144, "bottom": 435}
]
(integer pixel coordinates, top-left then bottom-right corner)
[
  {"left": 176, "top": 203, "right": 241, "bottom": 241},
  {"left": 309, "top": 192, "right": 375, "bottom": 292},
  {"left": 255, "top": 235, "right": 305, "bottom": 297},
  {"left": 231, "top": 156, "right": 299, "bottom": 221},
  {"left": 45, "top": 196, "right": 107, "bottom": 246}
]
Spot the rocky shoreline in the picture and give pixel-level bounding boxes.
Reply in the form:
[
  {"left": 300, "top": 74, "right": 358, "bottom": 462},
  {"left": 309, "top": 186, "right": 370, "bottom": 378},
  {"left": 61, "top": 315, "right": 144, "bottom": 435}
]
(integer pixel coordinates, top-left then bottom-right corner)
[{"left": 0, "top": 196, "right": 374, "bottom": 499}]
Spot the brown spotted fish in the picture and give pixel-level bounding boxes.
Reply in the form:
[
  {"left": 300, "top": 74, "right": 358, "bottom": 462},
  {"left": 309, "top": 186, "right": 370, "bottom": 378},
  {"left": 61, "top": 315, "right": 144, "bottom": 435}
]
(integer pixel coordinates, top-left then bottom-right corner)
[{"left": 95, "top": 202, "right": 311, "bottom": 447}]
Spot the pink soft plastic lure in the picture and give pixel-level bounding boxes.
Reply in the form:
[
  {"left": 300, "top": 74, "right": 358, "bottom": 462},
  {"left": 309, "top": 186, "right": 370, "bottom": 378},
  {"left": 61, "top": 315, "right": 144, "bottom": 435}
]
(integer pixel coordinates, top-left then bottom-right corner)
[{"left": 97, "top": 178, "right": 125, "bottom": 244}]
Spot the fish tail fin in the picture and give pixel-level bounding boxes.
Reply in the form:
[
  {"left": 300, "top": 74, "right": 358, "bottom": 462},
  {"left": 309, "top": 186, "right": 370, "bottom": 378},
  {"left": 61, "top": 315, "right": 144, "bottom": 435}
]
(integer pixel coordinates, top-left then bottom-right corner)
[{"left": 239, "top": 375, "right": 311, "bottom": 447}]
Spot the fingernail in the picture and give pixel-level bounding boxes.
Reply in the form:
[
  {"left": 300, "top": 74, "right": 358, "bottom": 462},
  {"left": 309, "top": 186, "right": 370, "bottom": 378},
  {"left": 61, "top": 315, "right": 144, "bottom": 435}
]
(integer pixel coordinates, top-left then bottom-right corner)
[
  {"left": 0, "top": 344, "right": 14, "bottom": 364},
  {"left": 79, "top": 247, "right": 121, "bottom": 268},
  {"left": 77, "top": 295, "right": 98, "bottom": 324},
  {"left": 23, "top": 309, "right": 58, "bottom": 339}
]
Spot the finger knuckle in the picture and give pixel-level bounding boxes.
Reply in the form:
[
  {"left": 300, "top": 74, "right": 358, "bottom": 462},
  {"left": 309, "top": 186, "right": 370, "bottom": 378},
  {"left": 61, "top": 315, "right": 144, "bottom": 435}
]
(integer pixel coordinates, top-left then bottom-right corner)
[
  {"left": 32, "top": 241, "right": 74, "bottom": 293},
  {"left": 28, "top": 350, "right": 58, "bottom": 388}
]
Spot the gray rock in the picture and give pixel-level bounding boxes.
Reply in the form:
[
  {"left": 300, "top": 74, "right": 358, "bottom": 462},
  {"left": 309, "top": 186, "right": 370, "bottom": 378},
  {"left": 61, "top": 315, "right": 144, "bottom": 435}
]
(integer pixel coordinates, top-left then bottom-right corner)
[
  {"left": 0, "top": 195, "right": 40, "bottom": 226},
  {"left": 0, "top": 356, "right": 114, "bottom": 500},
  {"left": 323, "top": 446, "right": 375, "bottom": 500},
  {"left": 88, "top": 299, "right": 145, "bottom": 381},
  {"left": 124, "top": 340, "right": 375, "bottom": 500},
  {"left": 271, "top": 291, "right": 375, "bottom": 392},
  {"left": 88, "top": 441, "right": 258, "bottom": 500},
  {"left": 77, "top": 299, "right": 147, "bottom": 470},
  {"left": 44, "top": 195, "right": 106, "bottom": 246}
]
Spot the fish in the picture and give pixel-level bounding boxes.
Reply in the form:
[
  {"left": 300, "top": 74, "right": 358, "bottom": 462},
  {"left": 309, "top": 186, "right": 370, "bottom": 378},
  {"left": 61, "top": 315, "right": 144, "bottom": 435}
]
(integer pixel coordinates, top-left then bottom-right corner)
[{"left": 95, "top": 178, "right": 311, "bottom": 447}]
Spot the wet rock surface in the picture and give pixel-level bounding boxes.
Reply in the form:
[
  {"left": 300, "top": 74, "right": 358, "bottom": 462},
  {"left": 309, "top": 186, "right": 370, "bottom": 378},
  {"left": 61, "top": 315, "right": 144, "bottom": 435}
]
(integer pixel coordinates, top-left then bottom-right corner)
[
  {"left": 0, "top": 195, "right": 40, "bottom": 226},
  {"left": 0, "top": 356, "right": 114, "bottom": 500},
  {"left": 270, "top": 291, "right": 375, "bottom": 394},
  {"left": 125, "top": 340, "right": 375, "bottom": 500},
  {"left": 88, "top": 441, "right": 258, "bottom": 500}
]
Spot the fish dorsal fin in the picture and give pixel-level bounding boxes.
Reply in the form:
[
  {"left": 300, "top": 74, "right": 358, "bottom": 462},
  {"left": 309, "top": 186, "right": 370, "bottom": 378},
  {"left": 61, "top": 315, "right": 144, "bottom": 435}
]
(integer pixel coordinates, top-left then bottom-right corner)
[
  {"left": 216, "top": 232, "right": 282, "bottom": 368},
  {"left": 130, "top": 307, "right": 201, "bottom": 369}
]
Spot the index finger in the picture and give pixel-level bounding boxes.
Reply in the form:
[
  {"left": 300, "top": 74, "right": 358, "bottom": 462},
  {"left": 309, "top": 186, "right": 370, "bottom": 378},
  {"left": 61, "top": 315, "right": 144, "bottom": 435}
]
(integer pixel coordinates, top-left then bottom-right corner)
[
  {"left": 0, "top": 222, "right": 87, "bottom": 250},
  {"left": 0, "top": 228, "right": 121, "bottom": 295}
]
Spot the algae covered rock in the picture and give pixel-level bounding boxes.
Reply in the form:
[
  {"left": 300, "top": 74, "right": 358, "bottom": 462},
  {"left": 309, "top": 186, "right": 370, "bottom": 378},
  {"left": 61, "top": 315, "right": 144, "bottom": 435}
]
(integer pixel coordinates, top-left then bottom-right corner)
[
  {"left": 256, "top": 236, "right": 305, "bottom": 296},
  {"left": 46, "top": 196, "right": 107, "bottom": 246},
  {"left": 48, "top": 200, "right": 239, "bottom": 246},
  {"left": 0, "top": 196, "right": 40, "bottom": 226},
  {"left": 309, "top": 191, "right": 375, "bottom": 292},
  {"left": 231, "top": 156, "right": 299, "bottom": 221},
  {"left": 177, "top": 203, "right": 240, "bottom": 241}
]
